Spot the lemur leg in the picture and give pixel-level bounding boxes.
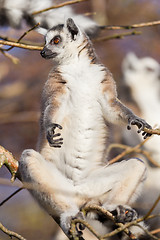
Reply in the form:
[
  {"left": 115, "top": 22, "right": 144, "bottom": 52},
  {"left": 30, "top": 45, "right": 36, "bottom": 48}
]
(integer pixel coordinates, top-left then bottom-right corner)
[
  {"left": 19, "top": 149, "right": 81, "bottom": 237},
  {"left": 76, "top": 158, "right": 146, "bottom": 208}
]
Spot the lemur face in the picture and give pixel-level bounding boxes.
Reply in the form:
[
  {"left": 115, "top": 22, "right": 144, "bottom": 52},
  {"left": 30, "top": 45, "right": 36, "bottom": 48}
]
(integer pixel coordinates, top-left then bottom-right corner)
[{"left": 40, "top": 18, "right": 81, "bottom": 62}]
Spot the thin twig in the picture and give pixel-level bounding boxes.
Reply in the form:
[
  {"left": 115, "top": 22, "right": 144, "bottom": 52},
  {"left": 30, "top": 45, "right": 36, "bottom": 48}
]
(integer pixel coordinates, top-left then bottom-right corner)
[
  {"left": 150, "top": 228, "right": 160, "bottom": 235},
  {"left": 134, "top": 223, "right": 159, "bottom": 240},
  {"left": 0, "top": 49, "right": 20, "bottom": 64},
  {"left": 108, "top": 137, "right": 150, "bottom": 165},
  {"left": 144, "top": 195, "right": 160, "bottom": 220},
  {"left": 32, "top": 0, "right": 88, "bottom": 15},
  {"left": 0, "top": 188, "right": 23, "bottom": 207},
  {"left": 0, "top": 222, "right": 26, "bottom": 240},
  {"left": 101, "top": 20, "right": 160, "bottom": 30},
  {"left": 93, "top": 31, "right": 141, "bottom": 42},
  {"left": 0, "top": 35, "right": 37, "bottom": 46},
  {"left": 107, "top": 141, "right": 160, "bottom": 167},
  {"left": 141, "top": 149, "right": 160, "bottom": 167},
  {"left": 143, "top": 127, "right": 160, "bottom": 136},
  {"left": 4, "top": 22, "right": 40, "bottom": 52},
  {"left": 83, "top": 205, "right": 114, "bottom": 221},
  {"left": 0, "top": 40, "right": 43, "bottom": 51}
]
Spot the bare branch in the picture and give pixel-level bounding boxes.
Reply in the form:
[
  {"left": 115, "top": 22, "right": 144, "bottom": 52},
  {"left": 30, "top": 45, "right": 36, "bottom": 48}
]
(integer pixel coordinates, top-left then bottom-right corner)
[
  {"left": 0, "top": 222, "right": 26, "bottom": 240},
  {"left": 70, "top": 204, "right": 145, "bottom": 240},
  {"left": 144, "top": 195, "right": 160, "bottom": 220},
  {"left": 107, "top": 141, "right": 160, "bottom": 168},
  {"left": 108, "top": 137, "right": 151, "bottom": 165},
  {"left": 133, "top": 223, "right": 159, "bottom": 240},
  {"left": 150, "top": 228, "right": 160, "bottom": 235},
  {"left": 0, "top": 40, "right": 43, "bottom": 51},
  {"left": 0, "top": 188, "right": 23, "bottom": 207},
  {"left": 32, "top": 0, "right": 88, "bottom": 15},
  {"left": 93, "top": 31, "right": 141, "bottom": 42},
  {"left": 143, "top": 127, "right": 160, "bottom": 136},
  {"left": 0, "top": 35, "right": 37, "bottom": 46},
  {"left": 4, "top": 22, "right": 40, "bottom": 52},
  {"left": 101, "top": 20, "right": 160, "bottom": 30},
  {"left": 0, "top": 49, "right": 20, "bottom": 64}
]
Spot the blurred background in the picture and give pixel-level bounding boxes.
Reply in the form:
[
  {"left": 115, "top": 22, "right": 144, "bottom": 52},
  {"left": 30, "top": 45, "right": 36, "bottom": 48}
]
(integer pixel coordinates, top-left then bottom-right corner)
[{"left": 0, "top": 0, "right": 160, "bottom": 239}]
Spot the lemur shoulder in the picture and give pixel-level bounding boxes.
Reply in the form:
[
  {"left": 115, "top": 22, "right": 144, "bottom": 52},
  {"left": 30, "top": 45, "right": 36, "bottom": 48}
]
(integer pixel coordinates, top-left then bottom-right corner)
[{"left": 19, "top": 18, "right": 151, "bottom": 239}]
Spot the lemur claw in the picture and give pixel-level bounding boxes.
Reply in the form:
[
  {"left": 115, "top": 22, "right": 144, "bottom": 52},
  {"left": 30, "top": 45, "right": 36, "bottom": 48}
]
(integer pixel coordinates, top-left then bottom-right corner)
[
  {"left": 127, "top": 116, "right": 152, "bottom": 139},
  {"left": 112, "top": 205, "right": 138, "bottom": 224},
  {"left": 47, "top": 123, "right": 63, "bottom": 148}
]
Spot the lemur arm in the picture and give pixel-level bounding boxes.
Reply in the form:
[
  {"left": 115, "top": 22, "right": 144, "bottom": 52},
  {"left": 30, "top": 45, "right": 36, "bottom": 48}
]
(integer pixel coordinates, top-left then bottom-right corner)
[
  {"left": 100, "top": 70, "right": 152, "bottom": 138},
  {"left": 40, "top": 71, "right": 65, "bottom": 147}
]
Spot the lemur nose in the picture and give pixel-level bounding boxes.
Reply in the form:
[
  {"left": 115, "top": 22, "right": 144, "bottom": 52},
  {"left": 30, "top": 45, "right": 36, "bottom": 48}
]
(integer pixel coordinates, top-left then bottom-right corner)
[{"left": 40, "top": 50, "right": 45, "bottom": 57}]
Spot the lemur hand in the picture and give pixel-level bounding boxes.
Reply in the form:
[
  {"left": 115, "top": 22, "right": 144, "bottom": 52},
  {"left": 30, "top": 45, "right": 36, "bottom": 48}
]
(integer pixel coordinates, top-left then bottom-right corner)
[
  {"left": 47, "top": 123, "right": 63, "bottom": 148},
  {"left": 127, "top": 115, "right": 152, "bottom": 139}
]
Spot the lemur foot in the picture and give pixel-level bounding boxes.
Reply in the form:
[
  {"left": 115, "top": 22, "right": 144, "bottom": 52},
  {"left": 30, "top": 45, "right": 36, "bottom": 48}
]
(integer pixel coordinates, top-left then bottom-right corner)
[
  {"left": 127, "top": 115, "right": 152, "bottom": 139},
  {"left": 112, "top": 205, "right": 138, "bottom": 224},
  {"left": 47, "top": 123, "right": 63, "bottom": 148},
  {"left": 67, "top": 212, "right": 85, "bottom": 240}
]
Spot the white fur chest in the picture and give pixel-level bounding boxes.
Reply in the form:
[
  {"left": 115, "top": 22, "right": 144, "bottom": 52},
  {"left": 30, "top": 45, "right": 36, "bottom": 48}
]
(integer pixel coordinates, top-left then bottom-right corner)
[{"left": 48, "top": 61, "right": 108, "bottom": 184}]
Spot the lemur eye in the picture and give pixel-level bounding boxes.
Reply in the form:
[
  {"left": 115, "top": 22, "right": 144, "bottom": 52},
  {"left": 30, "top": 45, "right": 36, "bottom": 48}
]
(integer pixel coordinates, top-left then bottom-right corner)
[{"left": 50, "top": 36, "right": 61, "bottom": 45}]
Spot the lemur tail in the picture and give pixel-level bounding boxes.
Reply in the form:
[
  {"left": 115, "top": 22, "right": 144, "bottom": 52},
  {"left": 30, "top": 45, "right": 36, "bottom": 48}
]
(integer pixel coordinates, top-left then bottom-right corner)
[{"left": 0, "top": 0, "right": 99, "bottom": 38}]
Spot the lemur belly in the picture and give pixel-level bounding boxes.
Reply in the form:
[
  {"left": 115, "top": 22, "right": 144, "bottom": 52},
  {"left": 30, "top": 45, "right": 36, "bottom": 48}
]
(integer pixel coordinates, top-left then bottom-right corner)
[
  {"left": 41, "top": 67, "right": 108, "bottom": 184},
  {"left": 58, "top": 84, "right": 107, "bottom": 183}
]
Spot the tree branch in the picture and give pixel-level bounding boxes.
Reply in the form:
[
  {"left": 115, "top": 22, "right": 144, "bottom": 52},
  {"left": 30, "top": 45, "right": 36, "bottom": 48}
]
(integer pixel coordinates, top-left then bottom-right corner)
[
  {"left": 0, "top": 49, "right": 20, "bottom": 64},
  {"left": 0, "top": 40, "right": 43, "bottom": 51},
  {"left": 70, "top": 204, "right": 149, "bottom": 240},
  {"left": 107, "top": 141, "right": 160, "bottom": 168},
  {"left": 4, "top": 22, "right": 40, "bottom": 52},
  {"left": 0, "top": 188, "right": 23, "bottom": 207},
  {"left": 143, "top": 195, "right": 160, "bottom": 220},
  {"left": 0, "top": 222, "right": 26, "bottom": 240},
  {"left": 32, "top": 0, "right": 88, "bottom": 15},
  {"left": 108, "top": 137, "right": 151, "bottom": 165},
  {"left": 93, "top": 31, "right": 141, "bottom": 42},
  {"left": 143, "top": 127, "right": 160, "bottom": 136},
  {"left": 101, "top": 20, "right": 160, "bottom": 30}
]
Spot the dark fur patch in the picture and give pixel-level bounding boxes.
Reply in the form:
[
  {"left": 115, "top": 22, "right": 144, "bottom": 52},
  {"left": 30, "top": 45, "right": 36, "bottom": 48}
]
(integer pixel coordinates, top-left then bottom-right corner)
[
  {"left": 50, "top": 24, "right": 64, "bottom": 32},
  {"left": 0, "top": 8, "right": 10, "bottom": 26}
]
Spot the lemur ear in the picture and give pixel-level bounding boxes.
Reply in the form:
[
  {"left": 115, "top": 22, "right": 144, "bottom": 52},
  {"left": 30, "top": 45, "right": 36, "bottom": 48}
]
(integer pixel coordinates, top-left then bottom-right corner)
[{"left": 66, "top": 18, "right": 79, "bottom": 40}]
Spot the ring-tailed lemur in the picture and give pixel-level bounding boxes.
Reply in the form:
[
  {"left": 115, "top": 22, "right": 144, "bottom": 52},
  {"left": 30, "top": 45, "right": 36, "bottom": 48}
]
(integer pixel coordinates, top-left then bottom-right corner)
[
  {"left": 122, "top": 52, "right": 160, "bottom": 165},
  {"left": 122, "top": 53, "right": 160, "bottom": 234},
  {"left": 0, "top": 0, "right": 99, "bottom": 37},
  {"left": 19, "top": 19, "right": 151, "bottom": 239}
]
